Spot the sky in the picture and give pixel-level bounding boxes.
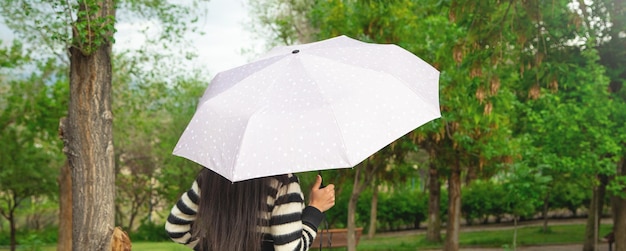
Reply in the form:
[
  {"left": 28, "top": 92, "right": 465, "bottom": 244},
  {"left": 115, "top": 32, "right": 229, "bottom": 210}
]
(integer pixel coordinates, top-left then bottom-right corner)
[
  {"left": 0, "top": 0, "right": 264, "bottom": 77},
  {"left": 170, "top": 0, "right": 265, "bottom": 74},
  {"left": 0, "top": 16, "right": 14, "bottom": 47}
]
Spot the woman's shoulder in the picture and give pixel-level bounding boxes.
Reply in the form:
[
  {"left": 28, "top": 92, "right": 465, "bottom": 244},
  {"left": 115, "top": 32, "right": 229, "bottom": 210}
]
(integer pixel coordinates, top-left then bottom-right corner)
[
  {"left": 270, "top": 173, "right": 296, "bottom": 182},
  {"left": 285, "top": 173, "right": 300, "bottom": 184},
  {"left": 267, "top": 174, "right": 300, "bottom": 191}
]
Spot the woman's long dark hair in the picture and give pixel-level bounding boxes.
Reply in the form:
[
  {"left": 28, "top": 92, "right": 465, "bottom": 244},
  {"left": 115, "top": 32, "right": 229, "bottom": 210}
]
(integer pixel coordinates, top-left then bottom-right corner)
[{"left": 192, "top": 168, "right": 280, "bottom": 251}]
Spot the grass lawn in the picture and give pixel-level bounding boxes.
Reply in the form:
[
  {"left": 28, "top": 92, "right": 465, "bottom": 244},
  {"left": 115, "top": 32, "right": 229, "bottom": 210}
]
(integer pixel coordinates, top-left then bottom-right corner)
[
  {"left": 0, "top": 242, "right": 192, "bottom": 251},
  {"left": 0, "top": 223, "right": 613, "bottom": 251},
  {"left": 129, "top": 242, "right": 193, "bottom": 251},
  {"left": 335, "top": 223, "right": 613, "bottom": 251}
]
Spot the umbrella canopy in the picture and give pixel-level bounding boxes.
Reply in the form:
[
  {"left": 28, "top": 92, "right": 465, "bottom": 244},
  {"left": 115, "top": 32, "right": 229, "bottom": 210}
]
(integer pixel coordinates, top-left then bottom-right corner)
[{"left": 173, "top": 35, "right": 440, "bottom": 182}]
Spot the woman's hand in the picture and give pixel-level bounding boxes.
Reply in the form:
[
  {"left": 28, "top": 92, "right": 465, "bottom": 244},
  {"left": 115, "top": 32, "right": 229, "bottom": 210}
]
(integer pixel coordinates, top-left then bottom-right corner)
[{"left": 308, "top": 175, "right": 335, "bottom": 212}]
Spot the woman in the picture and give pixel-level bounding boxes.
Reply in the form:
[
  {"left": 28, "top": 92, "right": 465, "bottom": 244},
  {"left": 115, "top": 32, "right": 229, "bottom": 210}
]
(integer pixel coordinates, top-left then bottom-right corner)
[{"left": 165, "top": 167, "right": 336, "bottom": 251}]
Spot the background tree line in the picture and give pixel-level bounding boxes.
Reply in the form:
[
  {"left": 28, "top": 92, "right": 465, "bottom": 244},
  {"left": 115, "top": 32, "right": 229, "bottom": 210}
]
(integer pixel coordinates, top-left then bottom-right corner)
[
  {"left": 1, "top": 0, "right": 625, "bottom": 251},
  {"left": 250, "top": 0, "right": 624, "bottom": 251}
]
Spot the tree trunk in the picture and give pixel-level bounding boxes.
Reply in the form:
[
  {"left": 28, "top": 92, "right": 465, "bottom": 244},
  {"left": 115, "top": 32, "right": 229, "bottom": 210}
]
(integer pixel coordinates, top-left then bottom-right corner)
[
  {"left": 541, "top": 191, "right": 550, "bottom": 233},
  {"left": 513, "top": 215, "right": 518, "bottom": 251},
  {"left": 584, "top": 185, "right": 599, "bottom": 251},
  {"left": 367, "top": 177, "right": 378, "bottom": 238},
  {"left": 444, "top": 158, "right": 461, "bottom": 251},
  {"left": 2, "top": 193, "right": 22, "bottom": 251},
  {"left": 57, "top": 160, "right": 72, "bottom": 251},
  {"left": 426, "top": 161, "right": 442, "bottom": 242},
  {"left": 613, "top": 194, "right": 626, "bottom": 251},
  {"left": 347, "top": 169, "right": 361, "bottom": 251},
  {"left": 61, "top": 2, "right": 116, "bottom": 250},
  {"left": 613, "top": 158, "right": 626, "bottom": 251},
  {"left": 346, "top": 162, "right": 378, "bottom": 251},
  {"left": 9, "top": 208, "right": 16, "bottom": 251},
  {"left": 110, "top": 227, "right": 132, "bottom": 251},
  {"left": 583, "top": 175, "right": 608, "bottom": 251}
]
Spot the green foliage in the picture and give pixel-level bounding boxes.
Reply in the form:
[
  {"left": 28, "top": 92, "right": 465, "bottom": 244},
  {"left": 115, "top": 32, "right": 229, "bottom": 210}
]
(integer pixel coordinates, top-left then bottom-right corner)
[
  {"left": 607, "top": 175, "right": 626, "bottom": 199},
  {"left": 320, "top": 177, "right": 430, "bottom": 231},
  {"left": 516, "top": 27, "right": 618, "bottom": 177},
  {"left": 1, "top": 0, "right": 208, "bottom": 57},
  {"left": 0, "top": 0, "right": 622, "bottom": 243},
  {"left": 111, "top": 51, "right": 208, "bottom": 230},
  {"left": 2, "top": 0, "right": 212, "bottom": 242},
  {"left": 0, "top": 42, "right": 67, "bottom": 233},
  {"left": 129, "top": 219, "right": 170, "bottom": 242},
  {"left": 375, "top": 188, "right": 427, "bottom": 230},
  {"left": 0, "top": 227, "right": 57, "bottom": 246},
  {"left": 501, "top": 164, "right": 552, "bottom": 218},
  {"left": 549, "top": 178, "right": 591, "bottom": 215},
  {"left": 462, "top": 180, "right": 507, "bottom": 225},
  {"left": 354, "top": 223, "right": 613, "bottom": 250},
  {"left": 355, "top": 184, "right": 428, "bottom": 231},
  {"left": 0, "top": 41, "right": 29, "bottom": 69}
]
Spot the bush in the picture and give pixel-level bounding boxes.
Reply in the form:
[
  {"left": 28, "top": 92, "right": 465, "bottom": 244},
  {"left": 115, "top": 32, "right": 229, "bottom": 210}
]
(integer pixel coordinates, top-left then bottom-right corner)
[
  {"left": 365, "top": 187, "right": 427, "bottom": 231},
  {"left": 462, "top": 180, "right": 507, "bottom": 225},
  {"left": 130, "top": 219, "right": 170, "bottom": 242},
  {"left": 0, "top": 227, "right": 58, "bottom": 246},
  {"left": 548, "top": 180, "right": 589, "bottom": 217}
]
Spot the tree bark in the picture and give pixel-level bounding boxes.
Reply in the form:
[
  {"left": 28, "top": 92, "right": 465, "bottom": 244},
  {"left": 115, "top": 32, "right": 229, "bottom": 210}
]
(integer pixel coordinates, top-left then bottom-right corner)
[
  {"left": 2, "top": 192, "right": 25, "bottom": 251},
  {"left": 347, "top": 185, "right": 359, "bottom": 251},
  {"left": 347, "top": 161, "right": 379, "bottom": 251},
  {"left": 613, "top": 158, "right": 626, "bottom": 251},
  {"left": 110, "top": 227, "right": 132, "bottom": 251},
  {"left": 541, "top": 191, "right": 550, "bottom": 233},
  {"left": 426, "top": 161, "right": 442, "bottom": 242},
  {"left": 60, "top": 2, "right": 116, "bottom": 250},
  {"left": 513, "top": 215, "right": 518, "bottom": 251},
  {"left": 613, "top": 194, "right": 626, "bottom": 251},
  {"left": 444, "top": 157, "right": 461, "bottom": 251},
  {"left": 583, "top": 185, "right": 598, "bottom": 251},
  {"left": 9, "top": 206, "right": 16, "bottom": 251},
  {"left": 583, "top": 174, "right": 608, "bottom": 251},
  {"left": 367, "top": 177, "right": 378, "bottom": 238},
  {"left": 57, "top": 160, "right": 72, "bottom": 251}
]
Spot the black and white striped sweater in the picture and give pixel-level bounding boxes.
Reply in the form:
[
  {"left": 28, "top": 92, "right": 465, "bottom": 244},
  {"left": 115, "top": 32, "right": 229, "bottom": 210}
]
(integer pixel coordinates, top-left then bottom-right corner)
[{"left": 165, "top": 173, "right": 324, "bottom": 251}]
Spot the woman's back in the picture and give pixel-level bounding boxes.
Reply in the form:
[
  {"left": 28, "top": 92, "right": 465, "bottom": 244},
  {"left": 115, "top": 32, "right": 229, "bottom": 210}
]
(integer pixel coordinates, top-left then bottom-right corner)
[{"left": 165, "top": 168, "right": 331, "bottom": 251}]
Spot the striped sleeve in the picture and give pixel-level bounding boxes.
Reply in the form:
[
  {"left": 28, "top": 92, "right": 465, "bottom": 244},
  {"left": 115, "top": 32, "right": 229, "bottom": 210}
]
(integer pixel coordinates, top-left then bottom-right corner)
[
  {"left": 165, "top": 180, "right": 200, "bottom": 249},
  {"left": 270, "top": 174, "right": 324, "bottom": 251}
]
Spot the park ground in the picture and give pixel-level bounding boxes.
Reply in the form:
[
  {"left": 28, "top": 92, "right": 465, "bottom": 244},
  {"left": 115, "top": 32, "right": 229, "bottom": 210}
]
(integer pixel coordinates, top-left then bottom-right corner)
[
  {"left": 460, "top": 243, "right": 608, "bottom": 251},
  {"left": 375, "top": 217, "right": 613, "bottom": 251}
]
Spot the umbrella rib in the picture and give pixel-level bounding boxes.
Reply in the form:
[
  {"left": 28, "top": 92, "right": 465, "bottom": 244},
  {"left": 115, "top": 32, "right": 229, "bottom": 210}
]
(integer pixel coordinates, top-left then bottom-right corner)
[
  {"left": 298, "top": 63, "right": 353, "bottom": 165},
  {"left": 230, "top": 109, "right": 258, "bottom": 181},
  {"left": 388, "top": 46, "right": 441, "bottom": 115},
  {"left": 199, "top": 55, "right": 289, "bottom": 105},
  {"left": 388, "top": 72, "right": 441, "bottom": 117}
]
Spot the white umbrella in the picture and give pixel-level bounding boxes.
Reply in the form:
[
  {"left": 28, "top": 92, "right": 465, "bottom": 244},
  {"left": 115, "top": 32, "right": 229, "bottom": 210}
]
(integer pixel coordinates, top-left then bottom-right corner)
[{"left": 173, "top": 35, "right": 440, "bottom": 182}]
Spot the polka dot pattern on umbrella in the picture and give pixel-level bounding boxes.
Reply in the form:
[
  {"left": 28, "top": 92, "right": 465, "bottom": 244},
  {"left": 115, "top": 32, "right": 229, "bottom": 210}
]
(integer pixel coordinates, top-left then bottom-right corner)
[{"left": 173, "top": 35, "right": 441, "bottom": 182}]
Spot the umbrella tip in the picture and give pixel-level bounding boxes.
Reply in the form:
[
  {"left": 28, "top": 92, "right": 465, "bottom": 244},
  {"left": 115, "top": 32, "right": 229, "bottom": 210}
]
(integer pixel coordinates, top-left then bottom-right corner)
[{"left": 292, "top": 49, "right": 300, "bottom": 54}]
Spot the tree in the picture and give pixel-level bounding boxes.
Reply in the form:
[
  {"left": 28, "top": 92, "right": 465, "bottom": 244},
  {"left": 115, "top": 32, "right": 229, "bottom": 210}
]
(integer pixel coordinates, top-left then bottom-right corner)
[
  {"left": 0, "top": 42, "right": 67, "bottom": 251},
  {"left": 366, "top": 148, "right": 427, "bottom": 237},
  {"left": 61, "top": 2, "right": 117, "bottom": 249},
  {"left": 1, "top": 0, "right": 208, "bottom": 249},
  {"left": 111, "top": 52, "right": 206, "bottom": 231},
  {"left": 249, "top": 2, "right": 516, "bottom": 250},
  {"left": 247, "top": 0, "right": 317, "bottom": 46},
  {"left": 343, "top": 142, "right": 413, "bottom": 250},
  {"left": 591, "top": 1, "right": 626, "bottom": 250},
  {"left": 247, "top": 1, "right": 624, "bottom": 251},
  {"left": 501, "top": 164, "right": 551, "bottom": 251},
  {"left": 507, "top": 1, "right": 619, "bottom": 248}
]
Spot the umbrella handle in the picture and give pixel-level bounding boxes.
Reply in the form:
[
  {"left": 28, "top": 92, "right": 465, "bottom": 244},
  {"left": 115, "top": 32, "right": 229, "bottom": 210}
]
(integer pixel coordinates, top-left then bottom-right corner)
[{"left": 318, "top": 170, "right": 326, "bottom": 189}]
